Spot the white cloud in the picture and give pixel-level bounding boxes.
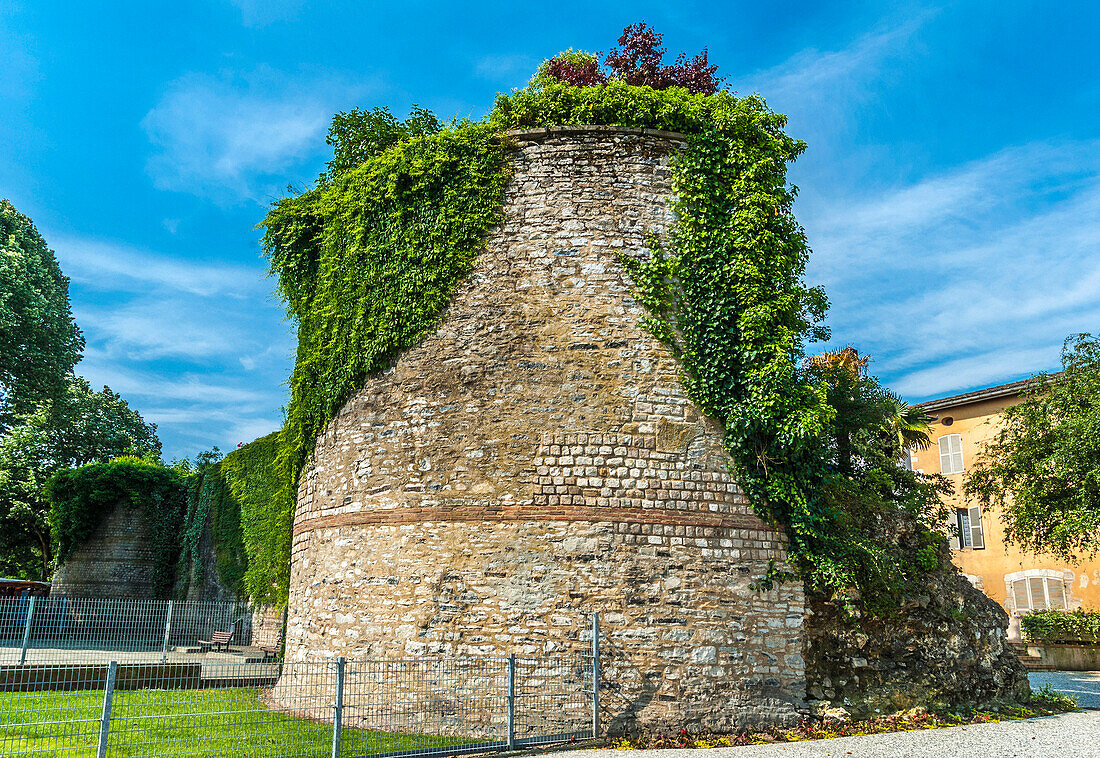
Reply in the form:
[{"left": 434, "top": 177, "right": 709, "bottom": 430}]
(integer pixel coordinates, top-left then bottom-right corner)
[
  {"left": 74, "top": 302, "right": 242, "bottom": 361},
  {"left": 891, "top": 344, "right": 1064, "bottom": 398},
  {"left": 732, "top": 12, "right": 936, "bottom": 136},
  {"left": 52, "top": 229, "right": 295, "bottom": 457},
  {"left": 51, "top": 233, "right": 267, "bottom": 297},
  {"left": 805, "top": 140, "right": 1100, "bottom": 399},
  {"left": 142, "top": 68, "right": 369, "bottom": 202}
]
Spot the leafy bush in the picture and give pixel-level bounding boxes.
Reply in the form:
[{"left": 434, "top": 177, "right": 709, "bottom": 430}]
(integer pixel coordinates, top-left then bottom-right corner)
[
  {"left": 539, "top": 22, "right": 723, "bottom": 94},
  {"left": 1021, "top": 609, "right": 1100, "bottom": 644},
  {"left": 1029, "top": 682, "right": 1079, "bottom": 710},
  {"left": 46, "top": 457, "right": 187, "bottom": 598}
]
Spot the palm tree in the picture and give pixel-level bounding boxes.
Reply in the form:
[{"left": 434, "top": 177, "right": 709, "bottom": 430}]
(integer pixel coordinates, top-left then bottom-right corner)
[
  {"left": 883, "top": 392, "right": 933, "bottom": 451},
  {"left": 805, "top": 346, "right": 869, "bottom": 377}
]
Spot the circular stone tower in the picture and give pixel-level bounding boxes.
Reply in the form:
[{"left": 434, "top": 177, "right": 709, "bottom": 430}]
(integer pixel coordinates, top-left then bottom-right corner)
[
  {"left": 284, "top": 126, "right": 806, "bottom": 731},
  {"left": 50, "top": 504, "right": 159, "bottom": 599}
]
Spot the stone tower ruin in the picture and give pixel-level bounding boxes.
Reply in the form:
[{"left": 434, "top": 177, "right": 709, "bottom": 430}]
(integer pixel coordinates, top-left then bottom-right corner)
[{"left": 283, "top": 126, "right": 806, "bottom": 730}]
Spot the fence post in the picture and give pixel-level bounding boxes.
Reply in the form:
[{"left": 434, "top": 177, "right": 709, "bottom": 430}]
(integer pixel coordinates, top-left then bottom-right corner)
[
  {"left": 507, "top": 653, "right": 516, "bottom": 750},
  {"left": 331, "top": 656, "right": 345, "bottom": 758},
  {"left": 161, "top": 601, "right": 174, "bottom": 665},
  {"left": 591, "top": 612, "right": 600, "bottom": 739},
  {"left": 18, "top": 596, "right": 36, "bottom": 665},
  {"left": 96, "top": 661, "right": 118, "bottom": 758}
]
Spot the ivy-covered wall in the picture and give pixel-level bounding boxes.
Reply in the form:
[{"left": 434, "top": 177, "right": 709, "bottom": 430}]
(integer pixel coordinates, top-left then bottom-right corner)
[
  {"left": 47, "top": 457, "right": 187, "bottom": 599},
  {"left": 177, "top": 433, "right": 283, "bottom": 604}
]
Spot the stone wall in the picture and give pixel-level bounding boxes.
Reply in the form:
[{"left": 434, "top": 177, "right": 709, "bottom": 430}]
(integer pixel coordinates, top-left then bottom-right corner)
[
  {"left": 50, "top": 503, "right": 157, "bottom": 599},
  {"left": 804, "top": 513, "right": 1030, "bottom": 718},
  {"left": 282, "top": 126, "right": 806, "bottom": 733}
]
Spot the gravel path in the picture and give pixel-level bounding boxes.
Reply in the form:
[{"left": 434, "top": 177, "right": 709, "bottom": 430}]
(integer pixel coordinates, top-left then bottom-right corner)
[
  {"left": 1028, "top": 670, "right": 1100, "bottom": 708},
  {"left": 542, "top": 711, "right": 1100, "bottom": 758},
  {"left": 544, "top": 671, "right": 1100, "bottom": 758}
]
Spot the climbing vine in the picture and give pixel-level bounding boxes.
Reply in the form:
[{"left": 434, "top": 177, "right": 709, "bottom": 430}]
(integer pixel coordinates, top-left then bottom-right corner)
[
  {"left": 261, "top": 118, "right": 511, "bottom": 604},
  {"left": 176, "top": 434, "right": 284, "bottom": 604},
  {"left": 46, "top": 457, "right": 187, "bottom": 599}
]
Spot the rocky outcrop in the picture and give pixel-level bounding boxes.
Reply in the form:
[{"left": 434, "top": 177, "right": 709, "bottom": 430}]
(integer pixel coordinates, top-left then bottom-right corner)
[{"left": 805, "top": 516, "right": 1030, "bottom": 717}]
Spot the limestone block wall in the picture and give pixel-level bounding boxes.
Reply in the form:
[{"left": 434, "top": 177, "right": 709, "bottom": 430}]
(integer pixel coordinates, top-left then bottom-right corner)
[
  {"left": 283, "top": 126, "right": 806, "bottom": 732},
  {"left": 50, "top": 504, "right": 157, "bottom": 599}
]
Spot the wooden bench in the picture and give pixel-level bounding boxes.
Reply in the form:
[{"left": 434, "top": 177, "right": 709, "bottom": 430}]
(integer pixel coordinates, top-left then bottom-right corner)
[
  {"left": 198, "top": 630, "right": 233, "bottom": 652},
  {"left": 259, "top": 645, "right": 279, "bottom": 662}
]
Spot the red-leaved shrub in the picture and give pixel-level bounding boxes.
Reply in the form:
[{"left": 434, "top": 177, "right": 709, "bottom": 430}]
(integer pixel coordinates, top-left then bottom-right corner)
[{"left": 543, "top": 22, "right": 724, "bottom": 95}]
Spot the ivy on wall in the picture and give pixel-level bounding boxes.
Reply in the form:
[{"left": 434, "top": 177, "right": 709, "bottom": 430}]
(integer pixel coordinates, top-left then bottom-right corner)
[
  {"left": 177, "top": 434, "right": 283, "bottom": 604},
  {"left": 46, "top": 457, "right": 187, "bottom": 599},
  {"left": 260, "top": 124, "right": 510, "bottom": 604}
]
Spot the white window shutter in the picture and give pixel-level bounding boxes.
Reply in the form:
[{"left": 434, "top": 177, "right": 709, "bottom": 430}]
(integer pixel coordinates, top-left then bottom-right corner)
[
  {"left": 947, "top": 510, "right": 961, "bottom": 550},
  {"left": 1012, "top": 579, "right": 1030, "bottom": 611},
  {"left": 938, "top": 434, "right": 964, "bottom": 474},
  {"left": 1028, "top": 576, "right": 1048, "bottom": 610},
  {"left": 1047, "top": 578, "right": 1067, "bottom": 610},
  {"left": 968, "top": 505, "right": 984, "bottom": 549}
]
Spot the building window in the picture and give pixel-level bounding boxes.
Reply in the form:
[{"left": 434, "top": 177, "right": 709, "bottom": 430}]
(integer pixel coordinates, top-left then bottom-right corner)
[
  {"left": 1006, "top": 569, "right": 1068, "bottom": 613},
  {"left": 938, "top": 434, "right": 964, "bottom": 474},
  {"left": 948, "top": 506, "right": 984, "bottom": 550}
]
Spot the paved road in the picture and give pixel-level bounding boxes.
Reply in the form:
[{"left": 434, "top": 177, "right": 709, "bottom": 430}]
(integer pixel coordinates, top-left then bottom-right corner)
[
  {"left": 545, "top": 711, "right": 1100, "bottom": 757},
  {"left": 1029, "top": 670, "right": 1100, "bottom": 708}
]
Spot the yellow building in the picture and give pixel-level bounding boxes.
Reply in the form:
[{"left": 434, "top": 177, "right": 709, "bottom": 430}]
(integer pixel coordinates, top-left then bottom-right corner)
[{"left": 914, "top": 378, "right": 1100, "bottom": 640}]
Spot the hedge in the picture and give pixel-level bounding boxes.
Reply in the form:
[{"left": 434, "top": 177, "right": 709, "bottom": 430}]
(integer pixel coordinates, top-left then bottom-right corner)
[{"left": 1021, "top": 609, "right": 1100, "bottom": 644}]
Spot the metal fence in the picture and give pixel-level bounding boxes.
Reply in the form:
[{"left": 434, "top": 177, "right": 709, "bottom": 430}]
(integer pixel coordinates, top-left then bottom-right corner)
[
  {"left": 0, "top": 597, "right": 264, "bottom": 665},
  {"left": 0, "top": 606, "right": 600, "bottom": 758}
]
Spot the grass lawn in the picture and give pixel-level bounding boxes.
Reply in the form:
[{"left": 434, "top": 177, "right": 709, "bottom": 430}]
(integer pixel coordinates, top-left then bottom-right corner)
[{"left": 0, "top": 687, "right": 478, "bottom": 757}]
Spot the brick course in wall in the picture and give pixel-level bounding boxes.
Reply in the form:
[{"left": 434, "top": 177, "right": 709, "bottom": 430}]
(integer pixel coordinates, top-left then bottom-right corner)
[{"left": 283, "top": 126, "right": 806, "bottom": 732}]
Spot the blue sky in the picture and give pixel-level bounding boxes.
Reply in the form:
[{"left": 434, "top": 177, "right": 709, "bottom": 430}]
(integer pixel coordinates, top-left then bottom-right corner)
[{"left": 1, "top": 1, "right": 1097, "bottom": 460}]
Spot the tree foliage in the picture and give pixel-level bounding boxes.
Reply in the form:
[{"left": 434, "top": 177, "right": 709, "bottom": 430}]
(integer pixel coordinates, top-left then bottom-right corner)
[
  {"left": 538, "top": 22, "right": 723, "bottom": 94},
  {"left": 0, "top": 378, "right": 161, "bottom": 580},
  {"left": 806, "top": 356, "right": 949, "bottom": 607},
  {"left": 966, "top": 334, "right": 1100, "bottom": 560},
  {"left": 324, "top": 106, "right": 442, "bottom": 182},
  {"left": 0, "top": 199, "right": 84, "bottom": 429}
]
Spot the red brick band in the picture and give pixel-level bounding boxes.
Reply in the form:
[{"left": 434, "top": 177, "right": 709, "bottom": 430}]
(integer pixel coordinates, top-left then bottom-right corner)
[{"left": 293, "top": 504, "right": 768, "bottom": 536}]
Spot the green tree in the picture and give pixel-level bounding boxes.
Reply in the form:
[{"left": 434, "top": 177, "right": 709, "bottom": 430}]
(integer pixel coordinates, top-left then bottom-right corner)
[
  {"left": 0, "top": 378, "right": 160, "bottom": 580},
  {"left": 884, "top": 395, "right": 934, "bottom": 452},
  {"left": 0, "top": 200, "right": 84, "bottom": 430},
  {"left": 966, "top": 333, "right": 1100, "bottom": 560},
  {"left": 805, "top": 353, "right": 951, "bottom": 610},
  {"left": 323, "top": 106, "right": 441, "bottom": 181}
]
